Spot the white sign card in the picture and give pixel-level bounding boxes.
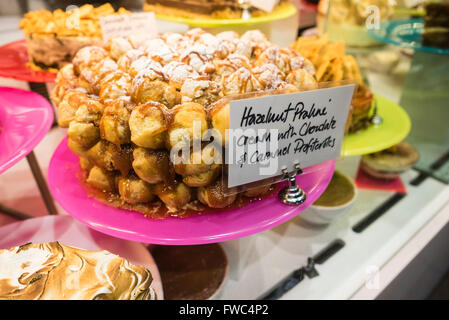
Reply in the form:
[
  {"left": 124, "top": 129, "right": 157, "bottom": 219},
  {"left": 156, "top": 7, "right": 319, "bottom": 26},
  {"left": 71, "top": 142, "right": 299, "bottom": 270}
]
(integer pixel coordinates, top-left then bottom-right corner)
[
  {"left": 248, "top": 0, "right": 279, "bottom": 12},
  {"left": 100, "top": 12, "right": 158, "bottom": 42},
  {"left": 227, "top": 85, "right": 355, "bottom": 188}
]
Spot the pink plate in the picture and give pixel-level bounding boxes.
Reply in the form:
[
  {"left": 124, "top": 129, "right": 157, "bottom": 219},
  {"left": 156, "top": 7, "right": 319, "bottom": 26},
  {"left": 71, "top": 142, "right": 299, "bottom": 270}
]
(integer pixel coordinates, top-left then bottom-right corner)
[
  {"left": 48, "top": 137, "right": 335, "bottom": 245},
  {"left": 0, "top": 87, "right": 54, "bottom": 174},
  {"left": 0, "top": 40, "right": 57, "bottom": 83},
  {"left": 0, "top": 215, "right": 163, "bottom": 299}
]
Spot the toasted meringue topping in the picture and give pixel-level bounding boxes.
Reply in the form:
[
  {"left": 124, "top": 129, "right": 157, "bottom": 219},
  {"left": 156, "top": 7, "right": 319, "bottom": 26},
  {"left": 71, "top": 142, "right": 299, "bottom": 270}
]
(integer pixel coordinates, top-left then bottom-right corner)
[{"left": 0, "top": 242, "right": 156, "bottom": 300}]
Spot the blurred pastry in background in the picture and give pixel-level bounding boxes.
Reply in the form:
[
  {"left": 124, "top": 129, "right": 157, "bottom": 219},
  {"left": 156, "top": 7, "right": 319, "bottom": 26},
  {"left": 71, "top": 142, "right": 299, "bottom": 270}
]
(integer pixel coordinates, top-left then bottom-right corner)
[
  {"left": 422, "top": 1, "right": 449, "bottom": 49},
  {"left": 19, "top": 3, "right": 129, "bottom": 71},
  {"left": 325, "top": 0, "right": 395, "bottom": 26},
  {"left": 291, "top": 34, "right": 374, "bottom": 133},
  {"left": 361, "top": 142, "right": 419, "bottom": 180},
  {"left": 143, "top": 0, "right": 290, "bottom": 20},
  {"left": 0, "top": 242, "right": 157, "bottom": 300}
]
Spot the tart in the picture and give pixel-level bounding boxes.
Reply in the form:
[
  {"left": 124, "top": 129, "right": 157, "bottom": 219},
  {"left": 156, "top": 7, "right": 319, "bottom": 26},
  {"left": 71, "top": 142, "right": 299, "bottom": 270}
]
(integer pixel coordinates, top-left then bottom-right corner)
[
  {"left": 19, "top": 3, "right": 129, "bottom": 71},
  {"left": 361, "top": 142, "right": 419, "bottom": 180}
]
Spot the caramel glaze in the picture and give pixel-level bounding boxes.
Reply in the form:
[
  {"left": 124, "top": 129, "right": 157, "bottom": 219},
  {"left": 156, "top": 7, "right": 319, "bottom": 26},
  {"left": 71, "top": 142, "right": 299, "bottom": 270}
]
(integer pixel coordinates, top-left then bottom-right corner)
[
  {"left": 78, "top": 167, "right": 277, "bottom": 219},
  {"left": 151, "top": 243, "right": 228, "bottom": 300}
]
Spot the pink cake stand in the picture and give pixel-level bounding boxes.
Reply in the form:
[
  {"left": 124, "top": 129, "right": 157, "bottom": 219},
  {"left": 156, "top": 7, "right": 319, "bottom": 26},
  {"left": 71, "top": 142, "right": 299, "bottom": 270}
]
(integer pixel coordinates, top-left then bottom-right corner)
[
  {"left": 48, "top": 137, "right": 335, "bottom": 245},
  {"left": 0, "top": 86, "right": 58, "bottom": 217},
  {"left": 0, "top": 215, "right": 163, "bottom": 299}
]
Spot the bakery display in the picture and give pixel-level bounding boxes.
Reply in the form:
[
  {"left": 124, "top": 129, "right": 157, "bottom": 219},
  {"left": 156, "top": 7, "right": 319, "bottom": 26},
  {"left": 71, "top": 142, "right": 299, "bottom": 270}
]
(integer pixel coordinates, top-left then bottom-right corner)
[
  {"left": 422, "top": 1, "right": 449, "bottom": 49},
  {"left": 0, "top": 242, "right": 156, "bottom": 300},
  {"left": 143, "top": 0, "right": 290, "bottom": 19},
  {"left": 291, "top": 34, "right": 374, "bottom": 133},
  {"left": 51, "top": 28, "right": 317, "bottom": 217},
  {"left": 19, "top": 3, "right": 129, "bottom": 71},
  {"left": 360, "top": 142, "right": 419, "bottom": 180}
]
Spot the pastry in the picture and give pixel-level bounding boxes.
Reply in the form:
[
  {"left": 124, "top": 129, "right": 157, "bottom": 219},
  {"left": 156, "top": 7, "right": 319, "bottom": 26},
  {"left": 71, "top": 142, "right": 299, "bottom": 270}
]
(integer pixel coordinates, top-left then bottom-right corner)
[
  {"left": 0, "top": 242, "right": 156, "bottom": 300},
  {"left": 19, "top": 4, "right": 130, "bottom": 71},
  {"left": 143, "top": 0, "right": 290, "bottom": 20},
  {"left": 361, "top": 142, "right": 419, "bottom": 180},
  {"left": 291, "top": 34, "right": 374, "bottom": 133},
  {"left": 51, "top": 29, "right": 316, "bottom": 217}
]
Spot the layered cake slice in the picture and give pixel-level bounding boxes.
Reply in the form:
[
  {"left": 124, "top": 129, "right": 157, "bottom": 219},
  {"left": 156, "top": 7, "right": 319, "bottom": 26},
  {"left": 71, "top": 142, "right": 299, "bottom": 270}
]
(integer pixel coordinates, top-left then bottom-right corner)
[
  {"left": 19, "top": 3, "right": 129, "bottom": 71},
  {"left": 422, "top": 1, "right": 449, "bottom": 49}
]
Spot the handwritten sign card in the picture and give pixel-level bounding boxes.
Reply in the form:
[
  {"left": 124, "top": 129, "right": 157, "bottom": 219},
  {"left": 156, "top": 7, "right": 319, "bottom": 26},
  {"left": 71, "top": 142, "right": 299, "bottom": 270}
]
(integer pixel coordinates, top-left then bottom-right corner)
[
  {"left": 227, "top": 85, "right": 355, "bottom": 188},
  {"left": 100, "top": 12, "right": 158, "bottom": 42}
]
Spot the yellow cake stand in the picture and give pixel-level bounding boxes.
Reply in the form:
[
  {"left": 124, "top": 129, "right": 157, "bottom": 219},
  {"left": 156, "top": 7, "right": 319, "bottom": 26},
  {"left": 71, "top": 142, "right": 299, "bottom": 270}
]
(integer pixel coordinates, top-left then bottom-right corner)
[
  {"left": 153, "top": 3, "right": 297, "bottom": 28},
  {"left": 341, "top": 94, "right": 411, "bottom": 157}
]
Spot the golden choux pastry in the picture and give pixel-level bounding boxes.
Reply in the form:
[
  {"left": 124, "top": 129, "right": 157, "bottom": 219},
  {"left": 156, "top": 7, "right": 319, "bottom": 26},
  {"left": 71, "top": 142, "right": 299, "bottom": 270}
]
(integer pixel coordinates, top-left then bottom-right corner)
[
  {"left": 73, "top": 46, "right": 109, "bottom": 75},
  {"left": 86, "top": 165, "right": 116, "bottom": 192},
  {"left": 132, "top": 77, "right": 180, "bottom": 108},
  {"left": 213, "top": 54, "right": 252, "bottom": 81},
  {"left": 132, "top": 147, "right": 175, "bottom": 184},
  {"left": 286, "top": 68, "right": 319, "bottom": 91},
  {"left": 78, "top": 57, "right": 118, "bottom": 95},
  {"left": 79, "top": 157, "right": 93, "bottom": 171},
  {"left": 99, "top": 70, "right": 132, "bottom": 101},
  {"left": 68, "top": 121, "right": 100, "bottom": 149},
  {"left": 107, "top": 37, "right": 134, "bottom": 61},
  {"left": 117, "top": 49, "right": 145, "bottom": 73},
  {"left": 197, "top": 178, "right": 237, "bottom": 209},
  {"left": 100, "top": 99, "right": 132, "bottom": 146},
  {"left": 118, "top": 175, "right": 155, "bottom": 204},
  {"left": 183, "top": 164, "right": 221, "bottom": 187},
  {"left": 243, "top": 184, "right": 272, "bottom": 197},
  {"left": 68, "top": 137, "right": 89, "bottom": 157},
  {"left": 167, "top": 102, "right": 208, "bottom": 149},
  {"left": 173, "top": 145, "right": 218, "bottom": 176},
  {"left": 57, "top": 90, "right": 88, "bottom": 128},
  {"left": 221, "top": 67, "right": 263, "bottom": 96},
  {"left": 129, "top": 101, "right": 169, "bottom": 149},
  {"left": 162, "top": 61, "right": 199, "bottom": 89},
  {"left": 180, "top": 78, "right": 221, "bottom": 106},
  {"left": 153, "top": 181, "right": 192, "bottom": 211},
  {"left": 86, "top": 140, "right": 132, "bottom": 176},
  {"left": 51, "top": 64, "right": 78, "bottom": 105}
]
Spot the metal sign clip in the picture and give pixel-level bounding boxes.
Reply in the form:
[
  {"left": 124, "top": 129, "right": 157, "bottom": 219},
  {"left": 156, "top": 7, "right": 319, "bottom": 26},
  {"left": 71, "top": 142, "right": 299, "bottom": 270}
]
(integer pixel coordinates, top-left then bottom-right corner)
[{"left": 278, "top": 163, "right": 306, "bottom": 205}]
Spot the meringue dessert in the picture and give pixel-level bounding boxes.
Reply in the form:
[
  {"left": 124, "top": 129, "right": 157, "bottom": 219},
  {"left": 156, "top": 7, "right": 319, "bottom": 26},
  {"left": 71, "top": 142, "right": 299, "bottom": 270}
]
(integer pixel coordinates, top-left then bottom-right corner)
[
  {"left": 51, "top": 28, "right": 317, "bottom": 218},
  {"left": 0, "top": 242, "right": 156, "bottom": 300},
  {"left": 19, "top": 4, "right": 129, "bottom": 71}
]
